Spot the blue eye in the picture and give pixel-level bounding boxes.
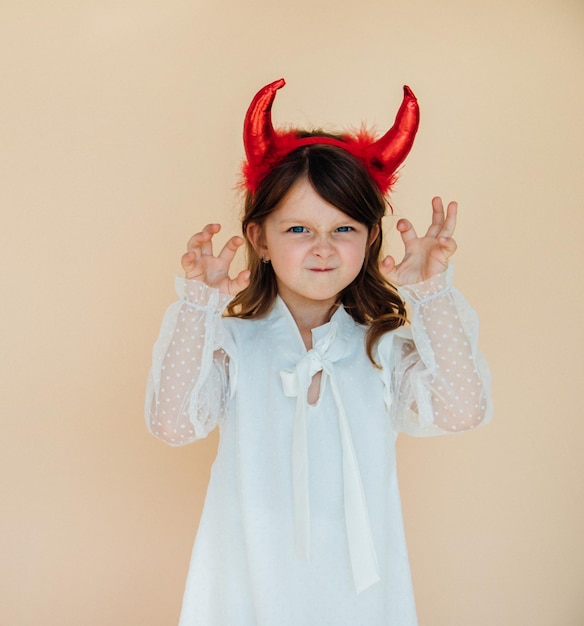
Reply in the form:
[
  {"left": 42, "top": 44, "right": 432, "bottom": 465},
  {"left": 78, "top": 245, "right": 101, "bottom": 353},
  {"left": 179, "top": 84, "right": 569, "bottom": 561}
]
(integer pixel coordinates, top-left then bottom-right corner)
[
  {"left": 335, "top": 226, "right": 354, "bottom": 233},
  {"left": 288, "top": 226, "right": 308, "bottom": 233}
]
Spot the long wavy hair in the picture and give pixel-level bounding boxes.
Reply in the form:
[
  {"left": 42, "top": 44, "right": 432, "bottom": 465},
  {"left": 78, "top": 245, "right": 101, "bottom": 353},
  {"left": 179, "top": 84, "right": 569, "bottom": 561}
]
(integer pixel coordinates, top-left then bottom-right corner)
[{"left": 226, "top": 140, "right": 407, "bottom": 365}]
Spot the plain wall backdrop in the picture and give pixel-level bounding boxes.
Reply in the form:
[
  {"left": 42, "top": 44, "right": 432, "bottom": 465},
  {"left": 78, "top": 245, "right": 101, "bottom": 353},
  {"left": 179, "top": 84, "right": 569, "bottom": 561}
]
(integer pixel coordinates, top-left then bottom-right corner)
[{"left": 1, "top": 1, "right": 583, "bottom": 624}]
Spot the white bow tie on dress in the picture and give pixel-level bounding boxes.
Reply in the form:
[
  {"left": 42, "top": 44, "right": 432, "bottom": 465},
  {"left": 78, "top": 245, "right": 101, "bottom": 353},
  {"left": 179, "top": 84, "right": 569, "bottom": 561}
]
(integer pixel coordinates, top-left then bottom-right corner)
[{"left": 279, "top": 322, "right": 380, "bottom": 594}]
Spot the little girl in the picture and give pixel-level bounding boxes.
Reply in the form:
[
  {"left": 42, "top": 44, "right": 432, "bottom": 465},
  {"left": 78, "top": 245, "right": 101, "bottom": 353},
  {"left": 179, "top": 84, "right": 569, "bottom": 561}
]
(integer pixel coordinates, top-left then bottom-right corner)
[{"left": 146, "top": 79, "right": 492, "bottom": 626}]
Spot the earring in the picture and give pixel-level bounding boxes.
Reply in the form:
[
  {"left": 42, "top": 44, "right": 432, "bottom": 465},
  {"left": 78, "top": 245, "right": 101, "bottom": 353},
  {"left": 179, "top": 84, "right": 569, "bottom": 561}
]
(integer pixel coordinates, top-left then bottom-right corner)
[{"left": 261, "top": 255, "right": 270, "bottom": 264}]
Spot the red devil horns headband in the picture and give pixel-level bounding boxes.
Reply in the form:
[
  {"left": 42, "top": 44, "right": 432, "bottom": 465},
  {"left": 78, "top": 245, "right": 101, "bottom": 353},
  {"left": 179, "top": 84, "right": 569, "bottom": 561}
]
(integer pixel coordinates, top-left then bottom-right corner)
[{"left": 242, "top": 78, "right": 420, "bottom": 195}]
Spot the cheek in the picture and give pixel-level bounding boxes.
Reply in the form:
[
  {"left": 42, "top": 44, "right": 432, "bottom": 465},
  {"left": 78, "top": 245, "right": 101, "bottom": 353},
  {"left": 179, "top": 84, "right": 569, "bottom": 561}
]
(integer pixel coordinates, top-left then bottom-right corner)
[
  {"left": 347, "top": 240, "right": 369, "bottom": 264},
  {"left": 269, "top": 241, "right": 303, "bottom": 270}
]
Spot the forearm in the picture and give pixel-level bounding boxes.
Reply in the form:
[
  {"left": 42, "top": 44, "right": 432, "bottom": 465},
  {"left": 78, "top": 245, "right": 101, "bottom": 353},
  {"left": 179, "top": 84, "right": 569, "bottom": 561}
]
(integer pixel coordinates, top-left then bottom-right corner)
[
  {"left": 145, "top": 278, "right": 233, "bottom": 445},
  {"left": 394, "top": 266, "right": 492, "bottom": 434}
]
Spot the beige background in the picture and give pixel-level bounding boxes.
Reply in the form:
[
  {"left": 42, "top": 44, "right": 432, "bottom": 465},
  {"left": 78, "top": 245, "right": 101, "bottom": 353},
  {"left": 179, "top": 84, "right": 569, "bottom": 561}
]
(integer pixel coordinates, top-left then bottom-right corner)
[{"left": 1, "top": 0, "right": 583, "bottom": 624}]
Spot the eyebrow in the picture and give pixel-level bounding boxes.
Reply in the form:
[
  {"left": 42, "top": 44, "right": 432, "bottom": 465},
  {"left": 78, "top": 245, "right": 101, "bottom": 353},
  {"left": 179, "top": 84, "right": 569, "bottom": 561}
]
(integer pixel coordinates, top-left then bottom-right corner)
[{"left": 277, "top": 216, "right": 359, "bottom": 227}]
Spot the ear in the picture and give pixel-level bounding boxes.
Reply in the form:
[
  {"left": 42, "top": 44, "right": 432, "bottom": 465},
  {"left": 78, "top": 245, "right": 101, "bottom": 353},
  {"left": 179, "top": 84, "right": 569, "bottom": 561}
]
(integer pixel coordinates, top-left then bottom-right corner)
[
  {"left": 246, "top": 222, "right": 269, "bottom": 260},
  {"left": 368, "top": 224, "right": 380, "bottom": 247}
]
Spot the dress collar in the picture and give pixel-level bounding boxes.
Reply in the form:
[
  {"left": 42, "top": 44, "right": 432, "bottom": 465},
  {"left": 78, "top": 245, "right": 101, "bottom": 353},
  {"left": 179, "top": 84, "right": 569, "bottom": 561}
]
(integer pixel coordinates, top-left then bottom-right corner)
[{"left": 270, "top": 295, "right": 357, "bottom": 355}]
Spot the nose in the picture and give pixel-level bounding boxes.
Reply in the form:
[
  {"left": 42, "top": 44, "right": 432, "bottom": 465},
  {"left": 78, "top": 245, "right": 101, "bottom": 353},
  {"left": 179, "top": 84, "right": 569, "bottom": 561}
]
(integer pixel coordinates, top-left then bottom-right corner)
[{"left": 312, "top": 235, "right": 335, "bottom": 259}]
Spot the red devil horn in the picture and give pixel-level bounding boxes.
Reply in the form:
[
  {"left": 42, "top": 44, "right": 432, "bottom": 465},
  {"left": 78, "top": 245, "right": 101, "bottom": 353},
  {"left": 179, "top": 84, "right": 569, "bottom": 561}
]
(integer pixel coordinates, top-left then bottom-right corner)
[
  {"left": 368, "top": 86, "right": 420, "bottom": 178},
  {"left": 243, "top": 78, "right": 286, "bottom": 168}
]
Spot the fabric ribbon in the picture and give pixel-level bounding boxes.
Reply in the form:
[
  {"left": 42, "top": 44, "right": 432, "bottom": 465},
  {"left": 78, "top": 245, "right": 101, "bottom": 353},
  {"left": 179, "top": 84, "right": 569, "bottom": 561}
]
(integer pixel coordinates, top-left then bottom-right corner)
[{"left": 280, "top": 323, "right": 380, "bottom": 593}]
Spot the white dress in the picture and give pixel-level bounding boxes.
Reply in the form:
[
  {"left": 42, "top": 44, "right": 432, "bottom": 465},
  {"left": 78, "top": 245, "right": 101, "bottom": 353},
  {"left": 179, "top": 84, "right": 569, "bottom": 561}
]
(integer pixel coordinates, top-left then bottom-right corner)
[{"left": 145, "top": 266, "right": 492, "bottom": 626}]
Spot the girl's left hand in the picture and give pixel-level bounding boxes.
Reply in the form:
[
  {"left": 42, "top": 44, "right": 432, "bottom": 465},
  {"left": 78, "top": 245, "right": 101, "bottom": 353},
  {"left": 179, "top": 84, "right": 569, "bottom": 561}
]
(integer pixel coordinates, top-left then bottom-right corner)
[{"left": 379, "top": 196, "right": 458, "bottom": 286}]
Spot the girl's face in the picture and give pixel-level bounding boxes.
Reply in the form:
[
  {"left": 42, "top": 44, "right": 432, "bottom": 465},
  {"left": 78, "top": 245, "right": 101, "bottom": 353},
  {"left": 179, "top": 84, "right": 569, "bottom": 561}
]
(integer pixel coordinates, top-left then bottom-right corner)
[{"left": 248, "top": 178, "right": 377, "bottom": 318}]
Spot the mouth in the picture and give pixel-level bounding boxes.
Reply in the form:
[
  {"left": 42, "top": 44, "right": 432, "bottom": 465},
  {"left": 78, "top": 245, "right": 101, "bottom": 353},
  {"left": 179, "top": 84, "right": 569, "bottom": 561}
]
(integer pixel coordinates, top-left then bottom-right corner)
[{"left": 309, "top": 267, "right": 334, "bottom": 272}]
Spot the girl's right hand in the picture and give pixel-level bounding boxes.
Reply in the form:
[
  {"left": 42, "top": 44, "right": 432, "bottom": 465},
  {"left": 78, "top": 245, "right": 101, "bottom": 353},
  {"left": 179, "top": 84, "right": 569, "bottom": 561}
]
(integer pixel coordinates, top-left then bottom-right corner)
[{"left": 181, "top": 223, "right": 251, "bottom": 296}]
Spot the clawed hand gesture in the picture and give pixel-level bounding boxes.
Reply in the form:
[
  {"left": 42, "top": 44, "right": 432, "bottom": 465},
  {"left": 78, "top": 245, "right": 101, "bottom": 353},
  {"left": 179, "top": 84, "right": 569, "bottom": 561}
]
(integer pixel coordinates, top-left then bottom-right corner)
[
  {"left": 380, "top": 197, "right": 458, "bottom": 286},
  {"left": 181, "top": 224, "right": 250, "bottom": 296}
]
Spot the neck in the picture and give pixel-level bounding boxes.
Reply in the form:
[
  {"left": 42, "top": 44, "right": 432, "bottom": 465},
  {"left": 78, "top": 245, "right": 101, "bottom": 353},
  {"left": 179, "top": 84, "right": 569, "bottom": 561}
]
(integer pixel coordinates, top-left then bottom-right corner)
[{"left": 279, "top": 296, "right": 339, "bottom": 350}]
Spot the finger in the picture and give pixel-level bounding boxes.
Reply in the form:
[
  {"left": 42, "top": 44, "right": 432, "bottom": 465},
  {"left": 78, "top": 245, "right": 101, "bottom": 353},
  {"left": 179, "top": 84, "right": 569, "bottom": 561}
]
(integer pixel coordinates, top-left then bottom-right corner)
[
  {"left": 228, "top": 269, "right": 251, "bottom": 296},
  {"left": 186, "top": 223, "right": 219, "bottom": 249},
  {"left": 217, "top": 235, "right": 245, "bottom": 267},
  {"left": 380, "top": 255, "right": 407, "bottom": 285},
  {"left": 186, "top": 223, "right": 221, "bottom": 256},
  {"left": 438, "top": 235, "right": 458, "bottom": 259},
  {"left": 396, "top": 219, "right": 418, "bottom": 244},
  {"left": 439, "top": 201, "right": 458, "bottom": 239},
  {"left": 378, "top": 255, "right": 397, "bottom": 279},
  {"left": 426, "top": 197, "right": 446, "bottom": 237},
  {"left": 186, "top": 232, "right": 212, "bottom": 257},
  {"left": 197, "top": 223, "right": 221, "bottom": 256},
  {"left": 181, "top": 251, "right": 200, "bottom": 275}
]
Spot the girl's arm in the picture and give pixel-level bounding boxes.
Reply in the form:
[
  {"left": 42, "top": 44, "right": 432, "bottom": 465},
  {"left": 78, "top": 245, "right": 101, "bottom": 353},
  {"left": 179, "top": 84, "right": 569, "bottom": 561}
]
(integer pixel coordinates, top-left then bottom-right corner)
[
  {"left": 379, "top": 197, "right": 492, "bottom": 435},
  {"left": 380, "top": 266, "right": 492, "bottom": 435},
  {"left": 145, "top": 279, "right": 234, "bottom": 445},
  {"left": 145, "top": 224, "right": 249, "bottom": 446}
]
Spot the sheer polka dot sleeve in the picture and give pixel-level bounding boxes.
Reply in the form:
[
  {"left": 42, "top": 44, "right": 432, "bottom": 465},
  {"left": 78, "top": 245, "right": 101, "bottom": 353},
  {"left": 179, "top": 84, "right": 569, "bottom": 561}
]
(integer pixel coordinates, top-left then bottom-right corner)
[
  {"left": 378, "top": 264, "right": 493, "bottom": 436},
  {"left": 145, "top": 278, "right": 234, "bottom": 446}
]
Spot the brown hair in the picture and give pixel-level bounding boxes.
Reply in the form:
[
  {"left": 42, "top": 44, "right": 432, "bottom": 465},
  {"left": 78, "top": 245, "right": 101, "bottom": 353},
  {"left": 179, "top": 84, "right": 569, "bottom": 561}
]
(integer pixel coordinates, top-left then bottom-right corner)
[{"left": 226, "top": 140, "right": 407, "bottom": 365}]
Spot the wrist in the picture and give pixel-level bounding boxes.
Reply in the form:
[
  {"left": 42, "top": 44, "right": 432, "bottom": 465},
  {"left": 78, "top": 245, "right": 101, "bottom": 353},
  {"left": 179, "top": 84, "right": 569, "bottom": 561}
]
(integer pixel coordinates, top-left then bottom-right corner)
[
  {"left": 175, "top": 276, "right": 234, "bottom": 312},
  {"left": 397, "top": 263, "right": 454, "bottom": 304}
]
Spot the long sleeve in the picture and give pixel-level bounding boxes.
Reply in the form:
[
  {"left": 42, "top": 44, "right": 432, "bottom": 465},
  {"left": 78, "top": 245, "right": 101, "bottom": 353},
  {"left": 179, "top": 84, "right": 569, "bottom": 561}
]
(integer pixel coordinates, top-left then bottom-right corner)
[
  {"left": 145, "top": 278, "right": 234, "bottom": 446},
  {"left": 378, "top": 265, "right": 493, "bottom": 437}
]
